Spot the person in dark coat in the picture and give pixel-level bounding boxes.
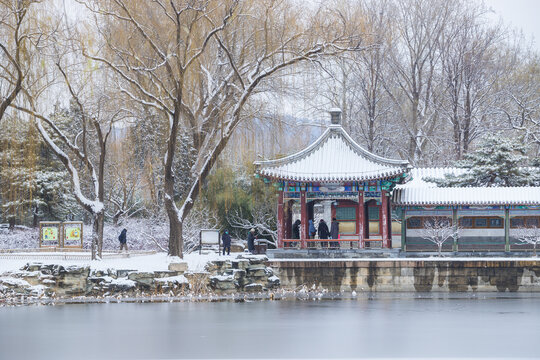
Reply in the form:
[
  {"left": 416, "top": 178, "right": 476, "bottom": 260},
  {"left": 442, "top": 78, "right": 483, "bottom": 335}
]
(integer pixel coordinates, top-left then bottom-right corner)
[
  {"left": 118, "top": 228, "right": 128, "bottom": 251},
  {"left": 308, "top": 219, "right": 316, "bottom": 248},
  {"left": 222, "top": 230, "right": 231, "bottom": 255},
  {"left": 292, "top": 220, "right": 301, "bottom": 239},
  {"left": 247, "top": 228, "right": 256, "bottom": 252},
  {"left": 330, "top": 217, "right": 339, "bottom": 248},
  {"left": 318, "top": 219, "right": 329, "bottom": 248},
  {"left": 291, "top": 219, "right": 301, "bottom": 247}
]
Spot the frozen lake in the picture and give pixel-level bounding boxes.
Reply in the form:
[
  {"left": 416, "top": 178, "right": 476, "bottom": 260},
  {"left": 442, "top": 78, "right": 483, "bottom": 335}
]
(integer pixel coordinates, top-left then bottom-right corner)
[{"left": 1, "top": 294, "right": 539, "bottom": 359}]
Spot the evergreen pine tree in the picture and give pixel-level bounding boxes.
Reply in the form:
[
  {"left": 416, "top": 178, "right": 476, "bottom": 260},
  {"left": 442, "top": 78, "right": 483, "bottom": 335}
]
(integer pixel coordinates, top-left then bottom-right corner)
[{"left": 430, "top": 134, "right": 534, "bottom": 187}]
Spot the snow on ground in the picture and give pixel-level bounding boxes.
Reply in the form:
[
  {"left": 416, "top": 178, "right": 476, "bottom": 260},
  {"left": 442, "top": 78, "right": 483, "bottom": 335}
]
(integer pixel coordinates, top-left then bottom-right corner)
[{"left": 0, "top": 251, "right": 238, "bottom": 274}]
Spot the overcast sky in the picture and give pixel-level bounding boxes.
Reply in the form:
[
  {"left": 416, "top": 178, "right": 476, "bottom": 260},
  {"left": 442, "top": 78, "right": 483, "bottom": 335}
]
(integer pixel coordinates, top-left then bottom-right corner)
[{"left": 487, "top": 0, "right": 540, "bottom": 50}]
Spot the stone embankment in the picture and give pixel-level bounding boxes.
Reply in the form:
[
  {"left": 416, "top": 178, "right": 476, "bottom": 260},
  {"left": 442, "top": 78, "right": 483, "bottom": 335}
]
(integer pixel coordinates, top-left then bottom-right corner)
[
  {"left": 0, "top": 254, "right": 279, "bottom": 305},
  {"left": 271, "top": 259, "right": 540, "bottom": 292}
]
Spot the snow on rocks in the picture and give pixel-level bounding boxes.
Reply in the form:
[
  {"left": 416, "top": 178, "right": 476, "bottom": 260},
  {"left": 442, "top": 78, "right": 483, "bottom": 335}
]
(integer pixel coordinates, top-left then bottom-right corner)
[
  {"left": 207, "top": 255, "right": 280, "bottom": 293},
  {"left": 0, "top": 252, "right": 282, "bottom": 305}
]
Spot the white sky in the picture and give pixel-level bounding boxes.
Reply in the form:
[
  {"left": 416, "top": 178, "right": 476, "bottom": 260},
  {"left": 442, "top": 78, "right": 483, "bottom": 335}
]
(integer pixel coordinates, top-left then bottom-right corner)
[{"left": 486, "top": 0, "right": 540, "bottom": 50}]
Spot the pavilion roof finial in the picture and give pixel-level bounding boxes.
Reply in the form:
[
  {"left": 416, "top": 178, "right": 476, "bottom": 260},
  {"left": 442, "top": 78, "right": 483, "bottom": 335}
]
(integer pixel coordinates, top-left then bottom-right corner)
[{"left": 329, "top": 107, "right": 342, "bottom": 125}]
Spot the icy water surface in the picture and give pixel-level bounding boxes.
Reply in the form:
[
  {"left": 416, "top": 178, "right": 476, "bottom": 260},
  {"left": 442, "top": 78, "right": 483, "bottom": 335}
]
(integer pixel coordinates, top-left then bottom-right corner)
[{"left": 1, "top": 294, "right": 539, "bottom": 359}]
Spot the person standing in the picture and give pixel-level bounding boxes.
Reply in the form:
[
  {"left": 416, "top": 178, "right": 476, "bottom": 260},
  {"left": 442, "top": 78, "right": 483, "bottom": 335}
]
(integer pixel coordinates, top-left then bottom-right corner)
[
  {"left": 318, "top": 219, "right": 329, "bottom": 248},
  {"left": 330, "top": 217, "right": 339, "bottom": 249},
  {"left": 118, "top": 228, "right": 128, "bottom": 251},
  {"left": 291, "top": 219, "right": 301, "bottom": 247},
  {"left": 222, "top": 230, "right": 231, "bottom": 255},
  {"left": 308, "top": 219, "right": 316, "bottom": 248},
  {"left": 247, "top": 228, "right": 256, "bottom": 252}
]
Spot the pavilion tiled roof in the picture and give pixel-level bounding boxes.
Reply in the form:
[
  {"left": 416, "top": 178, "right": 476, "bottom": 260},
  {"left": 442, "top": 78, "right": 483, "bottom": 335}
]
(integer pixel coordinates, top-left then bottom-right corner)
[{"left": 254, "top": 125, "right": 410, "bottom": 182}]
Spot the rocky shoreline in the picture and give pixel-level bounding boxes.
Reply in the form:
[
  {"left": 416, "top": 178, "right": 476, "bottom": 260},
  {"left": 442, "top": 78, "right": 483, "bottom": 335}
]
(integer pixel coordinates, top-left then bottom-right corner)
[{"left": 0, "top": 254, "right": 282, "bottom": 306}]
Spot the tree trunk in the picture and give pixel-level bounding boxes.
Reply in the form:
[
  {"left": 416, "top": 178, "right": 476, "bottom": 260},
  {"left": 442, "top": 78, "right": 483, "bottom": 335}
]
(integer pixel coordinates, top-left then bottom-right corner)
[
  {"left": 166, "top": 199, "right": 183, "bottom": 258},
  {"left": 91, "top": 212, "right": 104, "bottom": 260}
]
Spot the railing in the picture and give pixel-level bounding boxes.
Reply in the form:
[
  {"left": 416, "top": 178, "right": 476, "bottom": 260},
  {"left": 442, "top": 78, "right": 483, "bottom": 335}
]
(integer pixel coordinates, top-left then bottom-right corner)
[{"left": 282, "top": 238, "right": 363, "bottom": 249}]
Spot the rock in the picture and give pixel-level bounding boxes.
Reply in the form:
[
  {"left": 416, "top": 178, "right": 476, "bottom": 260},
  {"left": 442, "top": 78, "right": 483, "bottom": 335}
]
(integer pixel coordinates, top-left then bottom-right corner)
[
  {"left": 244, "top": 283, "right": 264, "bottom": 292},
  {"left": 268, "top": 275, "right": 281, "bottom": 288},
  {"left": 237, "top": 254, "right": 268, "bottom": 265},
  {"left": 107, "top": 269, "right": 118, "bottom": 279},
  {"left": 232, "top": 260, "right": 250, "bottom": 270},
  {"left": 168, "top": 262, "right": 188, "bottom": 273},
  {"left": 107, "top": 278, "right": 136, "bottom": 292},
  {"left": 117, "top": 270, "right": 137, "bottom": 278},
  {"left": 205, "top": 260, "right": 232, "bottom": 273},
  {"left": 154, "top": 270, "right": 179, "bottom": 278},
  {"left": 127, "top": 272, "right": 155, "bottom": 287},
  {"left": 209, "top": 274, "right": 237, "bottom": 291},
  {"left": 23, "top": 263, "right": 43, "bottom": 272},
  {"left": 232, "top": 269, "right": 246, "bottom": 280}
]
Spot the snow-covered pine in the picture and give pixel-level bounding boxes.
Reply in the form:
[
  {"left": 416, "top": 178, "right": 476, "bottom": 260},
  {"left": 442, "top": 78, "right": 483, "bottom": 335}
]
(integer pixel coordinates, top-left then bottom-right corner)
[{"left": 428, "top": 134, "right": 535, "bottom": 187}]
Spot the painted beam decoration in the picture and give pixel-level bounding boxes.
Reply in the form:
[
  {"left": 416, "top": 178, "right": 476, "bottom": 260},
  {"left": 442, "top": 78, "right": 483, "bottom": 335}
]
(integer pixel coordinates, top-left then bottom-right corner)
[{"left": 257, "top": 176, "right": 406, "bottom": 195}]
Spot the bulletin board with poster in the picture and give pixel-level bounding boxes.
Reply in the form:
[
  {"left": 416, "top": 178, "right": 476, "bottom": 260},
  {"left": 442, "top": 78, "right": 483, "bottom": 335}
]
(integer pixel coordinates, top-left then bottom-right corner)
[
  {"left": 39, "top": 221, "right": 61, "bottom": 248},
  {"left": 62, "top": 221, "right": 83, "bottom": 248}
]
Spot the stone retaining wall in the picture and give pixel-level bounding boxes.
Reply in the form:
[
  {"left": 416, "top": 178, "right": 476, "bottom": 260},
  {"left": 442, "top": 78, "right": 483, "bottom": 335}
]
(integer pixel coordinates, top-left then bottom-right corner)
[{"left": 270, "top": 259, "right": 540, "bottom": 292}]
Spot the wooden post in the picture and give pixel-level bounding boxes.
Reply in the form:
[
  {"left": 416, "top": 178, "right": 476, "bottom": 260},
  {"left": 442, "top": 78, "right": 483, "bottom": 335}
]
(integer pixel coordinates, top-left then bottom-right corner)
[
  {"left": 300, "top": 190, "right": 307, "bottom": 249},
  {"left": 277, "top": 191, "right": 284, "bottom": 248},
  {"left": 505, "top": 207, "right": 510, "bottom": 252},
  {"left": 401, "top": 208, "right": 406, "bottom": 251},
  {"left": 381, "top": 191, "right": 390, "bottom": 248},
  {"left": 452, "top": 207, "right": 458, "bottom": 252},
  {"left": 357, "top": 191, "right": 364, "bottom": 248}
]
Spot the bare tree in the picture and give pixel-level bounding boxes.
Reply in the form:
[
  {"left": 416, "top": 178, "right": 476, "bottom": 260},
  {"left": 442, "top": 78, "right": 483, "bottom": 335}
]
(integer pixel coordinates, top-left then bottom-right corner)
[
  {"left": 419, "top": 217, "right": 459, "bottom": 256},
  {"left": 0, "top": 0, "right": 35, "bottom": 122},
  {"left": 513, "top": 226, "right": 540, "bottom": 257},
  {"left": 227, "top": 207, "right": 277, "bottom": 247},
  {"left": 16, "top": 45, "right": 129, "bottom": 259},
  {"left": 79, "top": 0, "right": 363, "bottom": 258}
]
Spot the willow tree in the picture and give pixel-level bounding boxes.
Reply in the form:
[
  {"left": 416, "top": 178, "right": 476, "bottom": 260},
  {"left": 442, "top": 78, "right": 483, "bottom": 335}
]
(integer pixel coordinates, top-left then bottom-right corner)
[
  {"left": 0, "top": 0, "right": 43, "bottom": 123},
  {"left": 80, "top": 0, "right": 363, "bottom": 257}
]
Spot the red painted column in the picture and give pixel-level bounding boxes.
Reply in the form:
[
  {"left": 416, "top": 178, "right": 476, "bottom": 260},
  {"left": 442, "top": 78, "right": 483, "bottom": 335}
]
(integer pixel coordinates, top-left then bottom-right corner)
[
  {"left": 357, "top": 191, "right": 364, "bottom": 248},
  {"left": 300, "top": 190, "right": 307, "bottom": 249},
  {"left": 277, "top": 191, "right": 284, "bottom": 248},
  {"left": 381, "top": 190, "right": 390, "bottom": 248}
]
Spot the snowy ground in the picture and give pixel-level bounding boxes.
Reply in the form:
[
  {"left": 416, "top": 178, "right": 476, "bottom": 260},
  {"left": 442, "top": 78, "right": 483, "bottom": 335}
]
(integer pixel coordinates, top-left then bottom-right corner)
[{"left": 0, "top": 251, "right": 237, "bottom": 274}]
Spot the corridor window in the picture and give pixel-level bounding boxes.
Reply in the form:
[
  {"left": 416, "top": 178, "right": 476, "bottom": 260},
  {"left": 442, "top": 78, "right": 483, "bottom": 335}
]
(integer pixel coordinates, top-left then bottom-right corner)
[
  {"left": 474, "top": 218, "right": 488, "bottom": 228},
  {"left": 489, "top": 218, "right": 503, "bottom": 228},
  {"left": 510, "top": 217, "right": 524, "bottom": 228},
  {"left": 407, "top": 217, "right": 422, "bottom": 229}
]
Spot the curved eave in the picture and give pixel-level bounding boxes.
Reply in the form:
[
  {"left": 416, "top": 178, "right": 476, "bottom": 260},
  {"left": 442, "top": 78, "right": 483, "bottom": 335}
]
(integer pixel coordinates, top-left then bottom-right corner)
[
  {"left": 254, "top": 125, "right": 409, "bottom": 169},
  {"left": 259, "top": 167, "right": 408, "bottom": 183}
]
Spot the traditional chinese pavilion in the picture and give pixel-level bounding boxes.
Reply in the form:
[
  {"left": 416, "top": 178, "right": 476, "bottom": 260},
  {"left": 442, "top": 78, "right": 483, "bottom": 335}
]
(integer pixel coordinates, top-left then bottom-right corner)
[{"left": 254, "top": 109, "right": 411, "bottom": 249}]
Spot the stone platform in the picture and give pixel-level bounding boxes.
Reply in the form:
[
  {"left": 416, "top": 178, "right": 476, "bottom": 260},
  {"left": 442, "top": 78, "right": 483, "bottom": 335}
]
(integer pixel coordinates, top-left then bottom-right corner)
[{"left": 269, "top": 257, "right": 540, "bottom": 292}]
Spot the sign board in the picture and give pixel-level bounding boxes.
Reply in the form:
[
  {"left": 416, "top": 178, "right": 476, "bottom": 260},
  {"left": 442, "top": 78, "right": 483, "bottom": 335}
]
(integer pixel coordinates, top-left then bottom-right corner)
[
  {"left": 62, "top": 221, "right": 84, "bottom": 248},
  {"left": 200, "top": 229, "right": 220, "bottom": 254},
  {"left": 39, "top": 221, "right": 84, "bottom": 249},
  {"left": 39, "top": 221, "right": 61, "bottom": 247}
]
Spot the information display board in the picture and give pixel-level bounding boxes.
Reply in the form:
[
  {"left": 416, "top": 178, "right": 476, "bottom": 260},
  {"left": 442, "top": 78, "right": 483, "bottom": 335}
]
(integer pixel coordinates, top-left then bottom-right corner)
[
  {"left": 39, "top": 222, "right": 61, "bottom": 247},
  {"left": 62, "top": 222, "right": 84, "bottom": 248},
  {"left": 39, "top": 221, "right": 84, "bottom": 249}
]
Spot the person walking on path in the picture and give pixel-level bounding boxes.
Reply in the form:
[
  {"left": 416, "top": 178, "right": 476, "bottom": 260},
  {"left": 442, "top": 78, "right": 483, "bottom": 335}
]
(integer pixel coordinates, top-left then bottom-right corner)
[
  {"left": 247, "top": 228, "right": 256, "bottom": 252},
  {"left": 318, "top": 219, "right": 329, "bottom": 248},
  {"left": 330, "top": 217, "right": 339, "bottom": 249},
  {"left": 118, "top": 228, "right": 128, "bottom": 251},
  {"left": 222, "top": 230, "right": 231, "bottom": 255}
]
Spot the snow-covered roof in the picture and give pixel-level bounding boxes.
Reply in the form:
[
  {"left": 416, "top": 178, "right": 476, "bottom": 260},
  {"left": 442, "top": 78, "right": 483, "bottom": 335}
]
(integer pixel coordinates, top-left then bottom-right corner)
[
  {"left": 254, "top": 125, "right": 410, "bottom": 182},
  {"left": 398, "top": 167, "right": 466, "bottom": 188},
  {"left": 394, "top": 167, "right": 540, "bottom": 206},
  {"left": 393, "top": 186, "right": 540, "bottom": 206}
]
